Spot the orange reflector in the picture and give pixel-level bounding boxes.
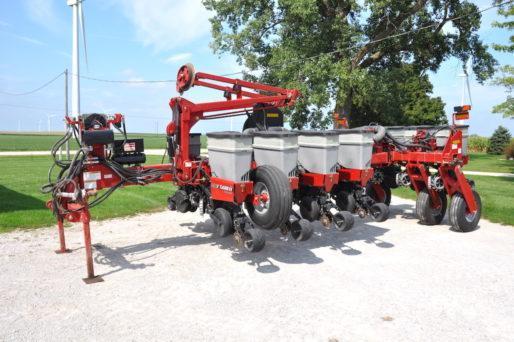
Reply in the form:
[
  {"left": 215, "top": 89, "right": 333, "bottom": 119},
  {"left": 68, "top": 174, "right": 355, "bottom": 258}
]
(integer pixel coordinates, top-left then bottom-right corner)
[{"left": 454, "top": 112, "right": 470, "bottom": 120}]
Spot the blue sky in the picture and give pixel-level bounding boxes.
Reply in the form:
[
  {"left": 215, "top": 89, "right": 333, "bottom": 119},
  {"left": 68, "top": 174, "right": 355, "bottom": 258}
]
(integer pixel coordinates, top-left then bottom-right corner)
[{"left": 0, "top": 0, "right": 512, "bottom": 136}]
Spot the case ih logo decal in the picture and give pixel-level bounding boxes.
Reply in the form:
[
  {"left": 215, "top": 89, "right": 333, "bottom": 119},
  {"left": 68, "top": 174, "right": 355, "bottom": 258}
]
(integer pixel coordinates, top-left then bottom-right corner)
[{"left": 213, "top": 184, "right": 233, "bottom": 192}]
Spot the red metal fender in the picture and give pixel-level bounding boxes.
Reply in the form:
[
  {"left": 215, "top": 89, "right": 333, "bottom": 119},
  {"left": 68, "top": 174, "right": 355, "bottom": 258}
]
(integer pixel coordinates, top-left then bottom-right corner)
[
  {"left": 210, "top": 177, "right": 254, "bottom": 204},
  {"left": 299, "top": 173, "right": 339, "bottom": 193}
]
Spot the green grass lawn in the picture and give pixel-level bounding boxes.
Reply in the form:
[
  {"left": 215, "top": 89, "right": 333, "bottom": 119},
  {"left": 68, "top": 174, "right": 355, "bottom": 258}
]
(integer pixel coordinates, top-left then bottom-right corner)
[
  {"left": 466, "top": 152, "right": 514, "bottom": 174},
  {"left": 0, "top": 133, "right": 207, "bottom": 151},
  {"left": 1, "top": 147, "right": 512, "bottom": 232},
  {"left": 0, "top": 155, "right": 175, "bottom": 232},
  {"left": 392, "top": 175, "right": 514, "bottom": 226}
]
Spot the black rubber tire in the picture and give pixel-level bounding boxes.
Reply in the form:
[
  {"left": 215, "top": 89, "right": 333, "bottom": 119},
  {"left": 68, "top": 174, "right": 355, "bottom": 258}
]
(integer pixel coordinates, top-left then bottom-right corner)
[
  {"left": 211, "top": 207, "right": 234, "bottom": 237},
  {"left": 367, "top": 183, "right": 392, "bottom": 206},
  {"left": 246, "top": 165, "right": 292, "bottom": 230},
  {"left": 243, "top": 228, "right": 265, "bottom": 252},
  {"left": 415, "top": 190, "right": 447, "bottom": 225},
  {"left": 449, "top": 190, "right": 482, "bottom": 233},
  {"left": 290, "top": 219, "right": 314, "bottom": 241},
  {"left": 369, "top": 203, "right": 389, "bottom": 222},
  {"left": 335, "top": 191, "right": 356, "bottom": 213},
  {"left": 332, "top": 211, "right": 355, "bottom": 231},
  {"left": 299, "top": 196, "right": 321, "bottom": 221},
  {"left": 173, "top": 190, "right": 191, "bottom": 213}
]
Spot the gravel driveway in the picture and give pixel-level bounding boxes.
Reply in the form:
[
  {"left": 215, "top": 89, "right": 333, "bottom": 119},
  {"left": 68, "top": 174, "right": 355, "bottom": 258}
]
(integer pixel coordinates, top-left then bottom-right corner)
[{"left": 1, "top": 196, "right": 513, "bottom": 341}]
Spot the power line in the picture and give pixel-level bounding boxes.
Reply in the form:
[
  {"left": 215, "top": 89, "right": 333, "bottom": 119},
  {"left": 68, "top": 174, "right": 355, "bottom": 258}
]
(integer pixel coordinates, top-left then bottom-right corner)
[
  {"left": 0, "top": 103, "right": 62, "bottom": 111},
  {"left": 75, "top": 71, "right": 244, "bottom": 83},
  {"left": 77, "top": 75, "right": 176, "bottom": 83},
  {"left": 0, "top": 72, "right": 64, "bottom": 96}
]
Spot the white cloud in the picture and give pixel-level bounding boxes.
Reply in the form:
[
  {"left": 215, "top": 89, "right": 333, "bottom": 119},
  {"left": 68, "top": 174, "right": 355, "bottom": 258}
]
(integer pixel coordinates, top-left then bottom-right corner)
[
  {"left": 55, "top": 50, "right": 71, "bottom": 58},
  {"left": 23, "top": 0, "right": 62, "bottom": 32},
  {"left": 0, "top": 20, "right": 9, "bottom": 27},
  {"left": 117, "top": 0, "right": 211, "bottom": 51},
  {"left": 165, "top": 52, "right": 192, "bottom": 64},
  {"left": 119, "top": 68, "right": 166, "bottom": 89},
  {"left": 4, "top": 32, "right": 46, "bottom": 46}
]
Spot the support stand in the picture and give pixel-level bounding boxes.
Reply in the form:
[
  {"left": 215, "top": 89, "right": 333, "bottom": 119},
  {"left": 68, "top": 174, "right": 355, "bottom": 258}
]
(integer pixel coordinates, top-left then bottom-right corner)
[
  {"left": 80, "top": 207, "right": 103, "bottom": 284},
  {"left": 54, "top": 216, "right": 71, "bottom": 254}
]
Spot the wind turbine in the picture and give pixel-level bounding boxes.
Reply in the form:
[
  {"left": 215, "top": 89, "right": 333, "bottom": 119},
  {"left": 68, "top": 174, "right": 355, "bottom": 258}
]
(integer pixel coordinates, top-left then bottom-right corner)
[
  {"left": 47, "top": 114, "right": 58, "bottom": 132},
  {"left": 67, "top": 0, "right": 89, "bottom": 122}
]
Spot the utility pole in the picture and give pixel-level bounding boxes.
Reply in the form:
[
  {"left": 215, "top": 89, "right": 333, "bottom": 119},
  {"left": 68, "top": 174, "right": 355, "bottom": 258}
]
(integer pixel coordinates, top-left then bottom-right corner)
[{"left": 64, "top": 69, "right": 70, "bottom": 159}]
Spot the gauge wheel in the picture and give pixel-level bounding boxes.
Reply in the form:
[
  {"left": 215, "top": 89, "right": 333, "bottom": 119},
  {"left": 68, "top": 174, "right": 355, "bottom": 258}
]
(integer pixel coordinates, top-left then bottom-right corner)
[
  {"left": 211, "top": 207, "right": 234, "bottom": 237},
  {"left": 242, "top": 228, "right": 265, "bottom": 252},
  {"left": 299, "top": 196, "right": 321, "bottom": 221},
  {"left": 415, "top": 189, "right": 447, "bottom": 225},
  {"left": 449, "top": 190, "right": 481, "bottom": 232},
  {"left": 290, "top": 219, "right": 314, "bottom": 241}
]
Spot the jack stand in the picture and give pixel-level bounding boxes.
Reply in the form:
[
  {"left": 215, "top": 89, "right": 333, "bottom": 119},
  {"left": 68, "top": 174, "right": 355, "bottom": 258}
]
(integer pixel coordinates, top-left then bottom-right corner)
[
  {"left": 80, "top": 208, "right": 104, "bottom": 284},
  {"left": 55, "top": 217, "right": 71, "bottom": 254}
]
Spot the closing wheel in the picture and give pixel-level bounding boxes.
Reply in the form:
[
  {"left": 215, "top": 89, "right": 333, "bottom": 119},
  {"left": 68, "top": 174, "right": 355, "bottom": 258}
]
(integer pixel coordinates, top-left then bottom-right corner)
[
  {"left": 243, "top": 228, "right": 265, "bottom": 252},
  {"left": 369, "top": 203, "right": 389, "bottom": 222},
  {"left": 334, "top": 190, "right": 356, "bottom": 213},
  {"left": 211, "top": 207, "right": 234, "bottom": 237},
  {"left": 290, "top": 219, "right": 314, "bottom": 241},
  {"left": 367, "top": 182, "right": 391, "bottom": 206},
  {"left": 299, "top": 196, "right": 321, "bottom": 221},
  {"left": 176, "top": 63, "right": 195, "bottom": 93},
  {"left": 332, "top": 211, "right": 355, "bottom": 231},
  {"left": 416, "top": 190, "right": 447, "bottom": 225},
  {"left": 246, "top": 165, "right": 292, "bottom": 230},
  {"left": 449, "top": 190, "right": 482, "bottom": 232}
]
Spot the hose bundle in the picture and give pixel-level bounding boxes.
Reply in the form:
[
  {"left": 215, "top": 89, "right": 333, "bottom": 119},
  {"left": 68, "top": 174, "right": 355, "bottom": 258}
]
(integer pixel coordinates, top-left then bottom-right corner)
[{"left": 42, "top": 125, "right": 173, "bottom": 215}]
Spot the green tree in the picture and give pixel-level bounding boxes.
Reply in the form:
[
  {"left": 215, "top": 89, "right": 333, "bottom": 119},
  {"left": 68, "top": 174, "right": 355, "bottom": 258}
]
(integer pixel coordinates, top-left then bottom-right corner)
[
  {"left": 492, "top": 2, "right": 514, "bottom": 118},
  {"left": 487, "top": 125, "right": 512, "bottom": 154},
  {"left": 203, "top": 0, "right": 497, "bottom": 128}
]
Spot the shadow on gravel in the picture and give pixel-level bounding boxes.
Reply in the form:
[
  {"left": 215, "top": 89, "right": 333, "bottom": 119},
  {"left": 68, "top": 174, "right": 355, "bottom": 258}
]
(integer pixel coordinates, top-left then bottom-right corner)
[
  {"left": 388, "top": 203, "right": 417, "bottom": 220},
  {"left": 92, "top": 214, "right": 394, "bottom": 278},
  {"left": 93, "top": 234, "right": 213, "bottom": 277}
]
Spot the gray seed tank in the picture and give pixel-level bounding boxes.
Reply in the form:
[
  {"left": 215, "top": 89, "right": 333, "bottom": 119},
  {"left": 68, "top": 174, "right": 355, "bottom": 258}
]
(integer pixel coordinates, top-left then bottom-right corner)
[
  {"left": 206, "top": 131, "right": 253, "bottom": 181},
  {"left": 295, "top": 130, "right": 339, "bottom": 174},
  {"left": 336, "top": 128, "right": 374, "bottom": 169},
  {"left": 251, "top": 130, "right": 299, "bottom": 177}
]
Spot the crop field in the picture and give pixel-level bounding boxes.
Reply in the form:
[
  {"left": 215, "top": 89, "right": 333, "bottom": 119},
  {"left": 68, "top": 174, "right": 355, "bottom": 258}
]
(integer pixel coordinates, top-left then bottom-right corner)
[
  {"left": 0, "top": 133, "right": 207, "bottom": 151},
  {"left": 0, "top": 155, "right": 175, "bottom": 232}
]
